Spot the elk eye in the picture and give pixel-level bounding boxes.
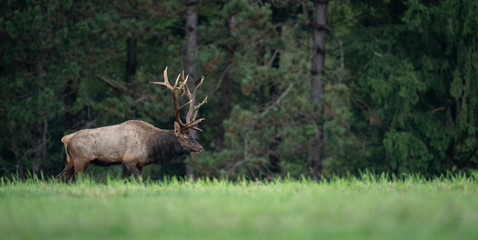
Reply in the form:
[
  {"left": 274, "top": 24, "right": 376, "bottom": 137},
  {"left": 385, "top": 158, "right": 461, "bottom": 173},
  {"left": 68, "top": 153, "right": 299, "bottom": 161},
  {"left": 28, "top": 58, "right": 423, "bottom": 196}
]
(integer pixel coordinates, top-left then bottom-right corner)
[{"left": 183, "top": 136, "right": 189, "bottom": 141}]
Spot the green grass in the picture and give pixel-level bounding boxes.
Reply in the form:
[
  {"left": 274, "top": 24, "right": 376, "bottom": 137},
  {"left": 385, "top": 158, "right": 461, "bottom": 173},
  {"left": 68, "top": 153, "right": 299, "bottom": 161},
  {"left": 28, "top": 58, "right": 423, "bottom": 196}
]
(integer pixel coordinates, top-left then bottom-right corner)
[{"left": 1, "top": 174, "right": 478, "bottom": 240}]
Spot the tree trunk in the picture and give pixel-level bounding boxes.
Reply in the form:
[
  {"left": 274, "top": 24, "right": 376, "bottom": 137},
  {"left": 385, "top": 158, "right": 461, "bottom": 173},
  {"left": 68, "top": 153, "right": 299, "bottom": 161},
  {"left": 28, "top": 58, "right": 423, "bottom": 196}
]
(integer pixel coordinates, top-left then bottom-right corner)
[
  {"left": 125, "top": 37, "right": 137, "bottom": 83},
  {"left": 39, "top": 118, "right": 48, "bottom": 174},
  {"left": 257, "top": 39, "right": 266, "bottom": 104},
  {"left": 184, "top": 0, "right": 198, "bottom": 85},
  {"left": 268, "top": 25, "right": 282, "bottom": 174},
  {"left": 32, "top": 117, "right": 48, "bottom": 176},
  {"left": 184, "top": 0, "right": 199, "bottom": 177},
  {"left": 307, "top": 0, "right": 328, "bottom": 180},
  {"left": 63, "top": 78, "right": 80, "bottom": 130},
  {"left": 214, "top": 66, "right": 233, "bottom": 152},
  {"left": 9, "top": 123, "right": 24, "bottom": 179},
  {"left": 214, "top": 14, "right": 237, "bottom": 152}
]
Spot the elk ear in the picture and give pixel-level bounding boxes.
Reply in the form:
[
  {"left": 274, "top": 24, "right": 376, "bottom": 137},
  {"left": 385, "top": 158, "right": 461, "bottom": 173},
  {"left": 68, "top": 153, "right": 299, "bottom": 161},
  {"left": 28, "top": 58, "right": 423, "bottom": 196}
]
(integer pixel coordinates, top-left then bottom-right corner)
[{"left": 174, "top": 121, "right": 181, "bottom": 137}]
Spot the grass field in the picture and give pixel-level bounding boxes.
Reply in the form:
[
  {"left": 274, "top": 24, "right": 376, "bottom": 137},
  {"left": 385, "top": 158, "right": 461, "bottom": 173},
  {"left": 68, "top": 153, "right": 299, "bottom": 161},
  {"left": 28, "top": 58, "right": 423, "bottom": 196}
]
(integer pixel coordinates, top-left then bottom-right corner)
[{"left": 1, "top": 174, "right": 478, "bottom": 240}]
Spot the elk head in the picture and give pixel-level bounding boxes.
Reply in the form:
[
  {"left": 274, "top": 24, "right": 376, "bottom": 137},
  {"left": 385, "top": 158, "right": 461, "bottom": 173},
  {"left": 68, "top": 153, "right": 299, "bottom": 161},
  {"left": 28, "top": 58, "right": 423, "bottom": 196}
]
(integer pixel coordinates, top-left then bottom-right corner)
[{"left": 151, "top": 67, "right": 206, "bottom": 154}]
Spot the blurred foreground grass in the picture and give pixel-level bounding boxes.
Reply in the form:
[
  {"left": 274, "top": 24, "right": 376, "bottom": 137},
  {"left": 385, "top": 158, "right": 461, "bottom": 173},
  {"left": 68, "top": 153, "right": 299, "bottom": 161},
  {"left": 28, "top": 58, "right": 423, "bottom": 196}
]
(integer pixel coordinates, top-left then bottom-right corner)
[{"left": 1, "top": 173, "right": 478, "bottom": 240}]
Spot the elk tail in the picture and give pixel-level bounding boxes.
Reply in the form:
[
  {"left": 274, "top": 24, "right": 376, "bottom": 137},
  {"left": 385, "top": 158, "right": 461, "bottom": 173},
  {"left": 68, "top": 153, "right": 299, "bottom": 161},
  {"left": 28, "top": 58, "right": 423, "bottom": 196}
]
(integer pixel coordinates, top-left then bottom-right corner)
[
  {"left": 61, "top": 133, "right": 76, "bottom": 163},
  {"left": 57, "top": 133, "right": 78, "bottom": 180},
  {"left": 61, "top": 132, "right": 76, "bottom": 144}
]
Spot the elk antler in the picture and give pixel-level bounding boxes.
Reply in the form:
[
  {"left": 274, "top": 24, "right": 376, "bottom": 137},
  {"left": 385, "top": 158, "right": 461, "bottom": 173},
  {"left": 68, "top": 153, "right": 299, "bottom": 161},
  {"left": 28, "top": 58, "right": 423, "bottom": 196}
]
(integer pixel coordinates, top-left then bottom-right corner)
[
  {"left": 150, "top": 67, "right": 205, "bottom": 131},
  {"left": 182, "top": 71, "right": 206, "bottom": 131}
]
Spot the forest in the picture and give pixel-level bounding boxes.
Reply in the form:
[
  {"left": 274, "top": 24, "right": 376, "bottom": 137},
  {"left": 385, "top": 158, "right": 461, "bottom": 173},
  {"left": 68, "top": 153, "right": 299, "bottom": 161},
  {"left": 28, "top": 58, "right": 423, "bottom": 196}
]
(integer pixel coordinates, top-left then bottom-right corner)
[{"left": 1, "top": 0, "right": 477, "bottom": 180}]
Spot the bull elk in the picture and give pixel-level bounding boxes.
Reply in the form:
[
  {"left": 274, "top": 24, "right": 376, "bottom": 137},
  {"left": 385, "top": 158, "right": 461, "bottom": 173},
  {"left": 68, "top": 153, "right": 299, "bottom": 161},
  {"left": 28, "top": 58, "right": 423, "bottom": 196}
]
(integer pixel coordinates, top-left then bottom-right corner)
[{"left": 57, "top": 67, "right": 206, "bottom": 180}]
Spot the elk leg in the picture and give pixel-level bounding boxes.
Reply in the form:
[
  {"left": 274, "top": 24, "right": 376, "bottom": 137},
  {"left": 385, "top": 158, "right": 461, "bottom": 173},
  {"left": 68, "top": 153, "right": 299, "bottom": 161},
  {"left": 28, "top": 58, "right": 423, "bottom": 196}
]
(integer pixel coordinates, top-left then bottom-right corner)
[
  {"left": 73, "top": 160, "right": 89, "bottom": 179},
  {"left": 123, "top": 163, "right": 140, "bottom": 179},
  {"left": 57, "top": 162, "right": 74, "bottom": 181},
  {"left": 137, "top": 165, "right": 143, "bottom": 176}
]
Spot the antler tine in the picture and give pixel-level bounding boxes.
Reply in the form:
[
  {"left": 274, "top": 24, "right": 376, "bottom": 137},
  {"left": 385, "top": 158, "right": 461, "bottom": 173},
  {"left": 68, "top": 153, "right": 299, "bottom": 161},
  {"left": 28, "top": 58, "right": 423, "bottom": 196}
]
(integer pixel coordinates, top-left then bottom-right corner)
[
  {"left": 193, "top": 76, "right": 204, "bottom": 97},
  {"left": 188, "top": 117, "right": 205, "bottom": 129},
  {"left": 182, "top": 75, "right": 189, "bottom": 89},
  {"left": 174, "top": 74, "right": 181, "bottom": 88},
  {"left": 150, "top": 67, "right": 170, "bottom": 88},
  {"left": 184, "top": 76, "right": 205, "bottom": 124},
  {"left": 163, "top": 67, "right": 171, "bottom": 87}
]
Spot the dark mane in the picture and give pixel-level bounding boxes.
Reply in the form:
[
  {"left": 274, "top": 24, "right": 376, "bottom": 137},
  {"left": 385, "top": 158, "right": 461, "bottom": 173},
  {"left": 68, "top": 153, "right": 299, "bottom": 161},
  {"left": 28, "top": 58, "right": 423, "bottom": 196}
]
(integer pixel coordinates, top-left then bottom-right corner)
[{"left": 148, "top": 130, "right": 189, "bottom": 164}]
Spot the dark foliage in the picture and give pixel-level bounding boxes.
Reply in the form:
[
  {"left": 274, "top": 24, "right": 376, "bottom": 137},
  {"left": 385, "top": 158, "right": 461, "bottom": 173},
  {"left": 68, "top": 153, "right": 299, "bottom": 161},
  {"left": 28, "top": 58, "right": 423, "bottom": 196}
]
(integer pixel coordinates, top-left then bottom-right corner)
[{"left": 0, "top": 0, "right": 476, "bottom": 179}]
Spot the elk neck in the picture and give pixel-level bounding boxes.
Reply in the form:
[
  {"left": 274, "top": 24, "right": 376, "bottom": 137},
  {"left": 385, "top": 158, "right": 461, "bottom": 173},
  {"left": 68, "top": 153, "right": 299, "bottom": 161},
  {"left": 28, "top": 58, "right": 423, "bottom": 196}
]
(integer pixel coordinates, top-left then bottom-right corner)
[{"left": 149, "top": 129, "right": 189, "bottom": 163}]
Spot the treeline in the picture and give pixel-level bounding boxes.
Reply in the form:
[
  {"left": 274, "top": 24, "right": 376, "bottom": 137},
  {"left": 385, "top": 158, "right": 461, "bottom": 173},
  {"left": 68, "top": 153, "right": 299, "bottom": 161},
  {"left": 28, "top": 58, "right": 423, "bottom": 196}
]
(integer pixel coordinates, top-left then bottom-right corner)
[{"left": 0, "top": 0, "right": 477, "bottom": 179}]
